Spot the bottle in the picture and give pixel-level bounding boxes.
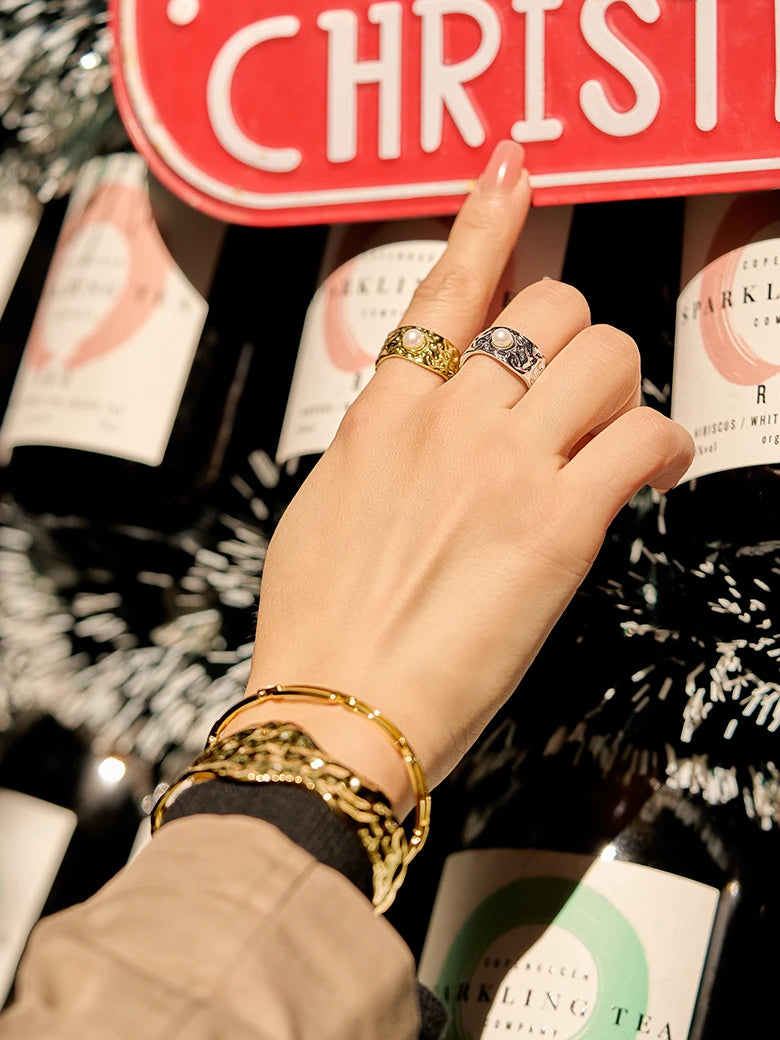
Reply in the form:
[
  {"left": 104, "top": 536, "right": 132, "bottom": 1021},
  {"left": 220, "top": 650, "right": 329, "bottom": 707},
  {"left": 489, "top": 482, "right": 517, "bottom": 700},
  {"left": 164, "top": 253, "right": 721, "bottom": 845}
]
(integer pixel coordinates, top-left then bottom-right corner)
[
  {"left": 413, "top": 603, "right": 779, "bottom": 1039},
  {"left": 270, "top": 205, "right": 574, "bottom": 521},
  {"left": 0, "top": 162, "right": 68, "bottom": 449},
  {"left": 0, "top": 712, "right": 145, "bottom": 1010},
  {"left": 416, "top": 719, "right": 756, "bottom": 1039},
  {"left": 411, "top": 195, "right": 780, "bottom": 1039},
  {"left": 664, "top": 190, "right": 780, "bottom": 552},
  {"left": 0, "top": 152, "right": 262, "bottom": 529}
]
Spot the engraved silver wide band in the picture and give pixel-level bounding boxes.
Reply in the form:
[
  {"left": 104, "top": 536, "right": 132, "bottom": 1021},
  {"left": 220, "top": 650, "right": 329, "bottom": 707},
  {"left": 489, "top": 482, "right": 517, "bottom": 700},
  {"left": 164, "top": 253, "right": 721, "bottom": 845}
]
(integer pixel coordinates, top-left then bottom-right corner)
[{"left": 461, "top": 326, "right": 546, "bottom": 388}]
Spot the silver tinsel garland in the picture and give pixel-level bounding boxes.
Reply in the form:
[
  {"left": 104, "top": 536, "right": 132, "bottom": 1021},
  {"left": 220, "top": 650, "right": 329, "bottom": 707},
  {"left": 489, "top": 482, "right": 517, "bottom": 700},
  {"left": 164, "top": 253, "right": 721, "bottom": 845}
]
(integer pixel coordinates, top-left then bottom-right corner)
[
  {"left": 0, "top": 448, "right": 281, "bottom": 802},
  {"left": 0, "top": 0, "right": 125, "bottom": 200}
]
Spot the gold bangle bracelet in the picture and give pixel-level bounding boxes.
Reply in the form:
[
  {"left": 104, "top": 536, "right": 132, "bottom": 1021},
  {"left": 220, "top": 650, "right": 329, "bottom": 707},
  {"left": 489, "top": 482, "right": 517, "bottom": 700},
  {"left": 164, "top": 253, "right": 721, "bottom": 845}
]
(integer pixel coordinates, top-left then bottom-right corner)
[{"left": 208, "top": 684, "right": 431, "bottom": 861}]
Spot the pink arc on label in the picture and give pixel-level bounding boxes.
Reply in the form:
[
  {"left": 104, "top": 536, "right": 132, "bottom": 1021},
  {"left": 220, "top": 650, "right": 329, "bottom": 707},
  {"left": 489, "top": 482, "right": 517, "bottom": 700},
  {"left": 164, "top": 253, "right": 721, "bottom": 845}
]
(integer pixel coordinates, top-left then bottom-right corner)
[
  {"left": 699, "top": 195, "right": 780, "bottom": 386},
  {"left": 25, "top": 180, "right": 171, "bottom": 370},
  {"left": 323, "top": 256, "right": 380, "bottom": 373}
]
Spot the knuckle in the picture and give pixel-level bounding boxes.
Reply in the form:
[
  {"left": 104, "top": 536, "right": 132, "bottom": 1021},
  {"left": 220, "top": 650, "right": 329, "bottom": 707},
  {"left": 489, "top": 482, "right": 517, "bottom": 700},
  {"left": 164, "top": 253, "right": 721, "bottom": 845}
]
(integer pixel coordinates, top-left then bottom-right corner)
[
  {"left": 631, "top": 406, "right": 678, "bottom": 457},
  {"left": 590, "top": 325, "right": 641, "bottom": 378},
  {"left": 457, "top": 192, "right": 506, "bottom": 235},
  {"left": 530, "top": 279, "right": 591, "bottom": 328},
  {"left": 412, "top": 259, "right": 487, "bottom": 313}
]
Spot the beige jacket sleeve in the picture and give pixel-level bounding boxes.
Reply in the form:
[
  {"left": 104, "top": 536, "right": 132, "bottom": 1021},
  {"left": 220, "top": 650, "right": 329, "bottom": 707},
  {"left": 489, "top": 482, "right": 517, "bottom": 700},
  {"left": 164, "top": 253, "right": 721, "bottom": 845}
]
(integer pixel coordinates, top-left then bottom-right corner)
[{"left": 0, "top": 816, "right": 422, "bottom": 1040}]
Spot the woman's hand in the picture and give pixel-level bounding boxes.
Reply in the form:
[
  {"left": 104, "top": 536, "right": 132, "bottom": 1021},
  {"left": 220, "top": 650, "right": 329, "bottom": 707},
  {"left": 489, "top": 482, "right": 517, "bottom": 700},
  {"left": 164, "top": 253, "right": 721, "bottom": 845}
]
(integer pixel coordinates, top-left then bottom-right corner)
[{"left": 240, "top": 140, "right": 694, "bottom": 815}]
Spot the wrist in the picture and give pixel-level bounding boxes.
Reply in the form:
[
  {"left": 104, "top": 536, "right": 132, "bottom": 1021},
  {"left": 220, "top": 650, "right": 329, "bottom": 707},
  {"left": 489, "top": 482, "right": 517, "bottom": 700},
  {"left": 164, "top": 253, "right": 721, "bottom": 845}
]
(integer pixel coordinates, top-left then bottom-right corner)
[{"left": 244, "top": 646, "right": 449, "bottom": 786}]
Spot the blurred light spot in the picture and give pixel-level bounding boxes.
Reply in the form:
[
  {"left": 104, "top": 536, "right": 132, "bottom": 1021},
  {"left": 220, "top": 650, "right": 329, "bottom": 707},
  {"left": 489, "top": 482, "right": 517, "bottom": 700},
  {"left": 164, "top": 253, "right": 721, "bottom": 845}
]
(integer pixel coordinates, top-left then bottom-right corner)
[{"left": 98, "top": 756, "right": 127, "bottom": 784}]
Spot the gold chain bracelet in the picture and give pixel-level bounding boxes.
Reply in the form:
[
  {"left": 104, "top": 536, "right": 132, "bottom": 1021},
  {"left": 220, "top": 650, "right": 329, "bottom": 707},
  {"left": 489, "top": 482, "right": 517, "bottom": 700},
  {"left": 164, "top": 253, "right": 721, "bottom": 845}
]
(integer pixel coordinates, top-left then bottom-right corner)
[{"left": 151, "top": 707, "right": 427, "bottom": 913}]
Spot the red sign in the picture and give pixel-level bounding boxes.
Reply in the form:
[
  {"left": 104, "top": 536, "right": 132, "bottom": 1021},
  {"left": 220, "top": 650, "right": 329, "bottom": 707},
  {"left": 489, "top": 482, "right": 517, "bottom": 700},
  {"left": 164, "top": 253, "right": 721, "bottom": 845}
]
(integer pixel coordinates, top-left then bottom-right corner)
[{"left": 109, "top": 0, "right": 780, "bottom": 226}]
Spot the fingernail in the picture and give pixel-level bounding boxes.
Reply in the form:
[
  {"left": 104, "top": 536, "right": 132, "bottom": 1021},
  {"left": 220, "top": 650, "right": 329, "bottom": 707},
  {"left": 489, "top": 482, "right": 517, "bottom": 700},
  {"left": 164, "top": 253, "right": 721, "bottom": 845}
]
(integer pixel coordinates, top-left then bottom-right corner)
[{"left": 476, "top": 139, "right": 526, "bottom": 193}]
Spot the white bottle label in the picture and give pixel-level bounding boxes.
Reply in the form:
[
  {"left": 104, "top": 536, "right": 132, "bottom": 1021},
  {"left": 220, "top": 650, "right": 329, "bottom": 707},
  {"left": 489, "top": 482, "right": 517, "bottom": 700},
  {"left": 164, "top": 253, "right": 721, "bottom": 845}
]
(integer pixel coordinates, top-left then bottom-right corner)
[
  {"left": 276, "top": 205, "right": 573, "bottom": 464},
  {"left": 671, "top": 194, "right": 780, "bottom": 483},
  {"left": 418, "top": 848, "right": 719, "bottom": 1040},
  {"left": 0, "top": 199, "right": 41, "bottom": 317},
  {"left": 0, "top": 154, "right": 210, "bottom": 466},
  {"left": 0, "top": 789, "right": 77, "bottom": 1005},
  {"left": 277, "top": 237, "right": 447, "bottom": 464}
]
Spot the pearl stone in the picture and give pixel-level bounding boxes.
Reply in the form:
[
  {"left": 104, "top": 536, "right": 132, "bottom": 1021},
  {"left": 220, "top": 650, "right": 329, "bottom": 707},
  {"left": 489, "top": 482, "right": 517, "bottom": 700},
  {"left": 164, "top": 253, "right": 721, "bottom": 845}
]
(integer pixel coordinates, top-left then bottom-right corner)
[
  {"left": 402, "top": 327, "right": 425, "bottom": 351},
  {"left": 491, "top": 327, "right": 514, "bottom": 349}
]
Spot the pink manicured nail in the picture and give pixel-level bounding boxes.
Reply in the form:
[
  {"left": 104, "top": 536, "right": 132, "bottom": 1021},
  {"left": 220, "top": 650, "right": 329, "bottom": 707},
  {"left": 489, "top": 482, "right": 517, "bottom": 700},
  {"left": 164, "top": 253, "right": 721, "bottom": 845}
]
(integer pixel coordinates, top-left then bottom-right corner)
[{"left": 476, "top": 139, "right": 526, "bottom": 193}]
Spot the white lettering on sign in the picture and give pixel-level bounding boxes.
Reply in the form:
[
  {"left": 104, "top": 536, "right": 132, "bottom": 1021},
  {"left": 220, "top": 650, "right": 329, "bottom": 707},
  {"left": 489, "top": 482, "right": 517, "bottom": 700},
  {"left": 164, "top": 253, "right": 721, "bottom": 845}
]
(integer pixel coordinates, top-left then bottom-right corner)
[
  {"left": 414, "top": 0, "right": 501, "bottom": 153},
  {"left": 695, "top": 0, "right": 718, "bottom": 132},
  {"left": 579, "top": 0, "right": 661, "bottom": 138},
  {"left": 317, "top": 2, "right": 403, "bottom": 163},
  {"left": 207, "top": 16, "right": 302, "bottom": 172},
  {"left": 167, "top": 0, "right": 199, "bottom": 25},
  {"left": 510, "top": 0, "right": 564, "bottom": 144},
  {"left": 118, "top": 0, "right": 780, "bottom": 220},
  {"left": 189, "top": 0, "right": 778, "bottom": 158}
]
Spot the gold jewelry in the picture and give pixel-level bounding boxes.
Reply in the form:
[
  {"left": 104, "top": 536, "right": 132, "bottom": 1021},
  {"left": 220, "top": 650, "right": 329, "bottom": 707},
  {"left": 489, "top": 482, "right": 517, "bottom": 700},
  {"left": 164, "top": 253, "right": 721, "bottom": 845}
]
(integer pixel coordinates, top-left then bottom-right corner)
[
  {"left": 209, "top": 685, "right": 431, "bottom": 863},
  {"left": 376, "top": 325, "right": 460, "bottom": 380},
  {"left": 151, "top": 722, "right": 409, "bottom": 913}
]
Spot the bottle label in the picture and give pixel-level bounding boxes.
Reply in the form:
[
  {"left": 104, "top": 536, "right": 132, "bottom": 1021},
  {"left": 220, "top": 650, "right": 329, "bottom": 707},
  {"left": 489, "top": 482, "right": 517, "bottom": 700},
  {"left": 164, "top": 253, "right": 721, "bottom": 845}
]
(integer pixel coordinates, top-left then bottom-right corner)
[
  {"left": 276, "top": 205, "right": 572, "bottom": 464},
  {"left": 0, "top": 788, "right": 77, "bottom": 1005},
  {"left": 277, "top": 236, "right": 447, "bottom": 464},
  {"left": 0, "top": 193, "right": 41, "bottom": 317},
  {"left": 418, "top": 848, "right": 719, "bottom": 1040},
  {"left": 0, "top": 154, "right": 210, "bottom": 466},
  {"left": 671, "top": 194, "right": 780, "bottom": 482}
]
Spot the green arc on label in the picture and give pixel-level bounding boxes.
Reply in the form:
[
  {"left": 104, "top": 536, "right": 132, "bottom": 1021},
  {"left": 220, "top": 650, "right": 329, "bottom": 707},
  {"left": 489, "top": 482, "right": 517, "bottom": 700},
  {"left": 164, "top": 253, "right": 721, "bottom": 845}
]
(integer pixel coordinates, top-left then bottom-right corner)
[{"left": 437, "top": 875, "right": 649, "bottom": 1040}]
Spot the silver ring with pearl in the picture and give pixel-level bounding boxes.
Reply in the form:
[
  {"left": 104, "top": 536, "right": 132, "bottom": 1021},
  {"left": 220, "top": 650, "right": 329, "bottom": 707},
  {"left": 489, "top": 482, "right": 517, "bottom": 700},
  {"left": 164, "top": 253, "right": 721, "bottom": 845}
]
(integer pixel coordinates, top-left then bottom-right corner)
[{"left": 460, "top": 326, "right": 546, "bottom": 388}]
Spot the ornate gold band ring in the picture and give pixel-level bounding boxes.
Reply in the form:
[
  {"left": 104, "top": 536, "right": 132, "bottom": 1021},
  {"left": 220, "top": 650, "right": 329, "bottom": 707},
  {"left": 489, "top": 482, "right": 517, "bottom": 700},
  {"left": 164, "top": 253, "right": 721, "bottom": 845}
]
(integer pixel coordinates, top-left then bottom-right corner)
[{"left": 376, "top": 325, "right": 460, "bottom": 381}]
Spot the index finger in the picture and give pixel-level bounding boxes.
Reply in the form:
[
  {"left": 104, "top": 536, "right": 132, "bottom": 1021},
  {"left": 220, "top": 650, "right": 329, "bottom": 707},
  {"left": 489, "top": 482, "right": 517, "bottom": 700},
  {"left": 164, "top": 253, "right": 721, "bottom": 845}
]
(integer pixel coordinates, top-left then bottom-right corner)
[{"left": 369, "top": 140, "right": 532, "bottom": 396}]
